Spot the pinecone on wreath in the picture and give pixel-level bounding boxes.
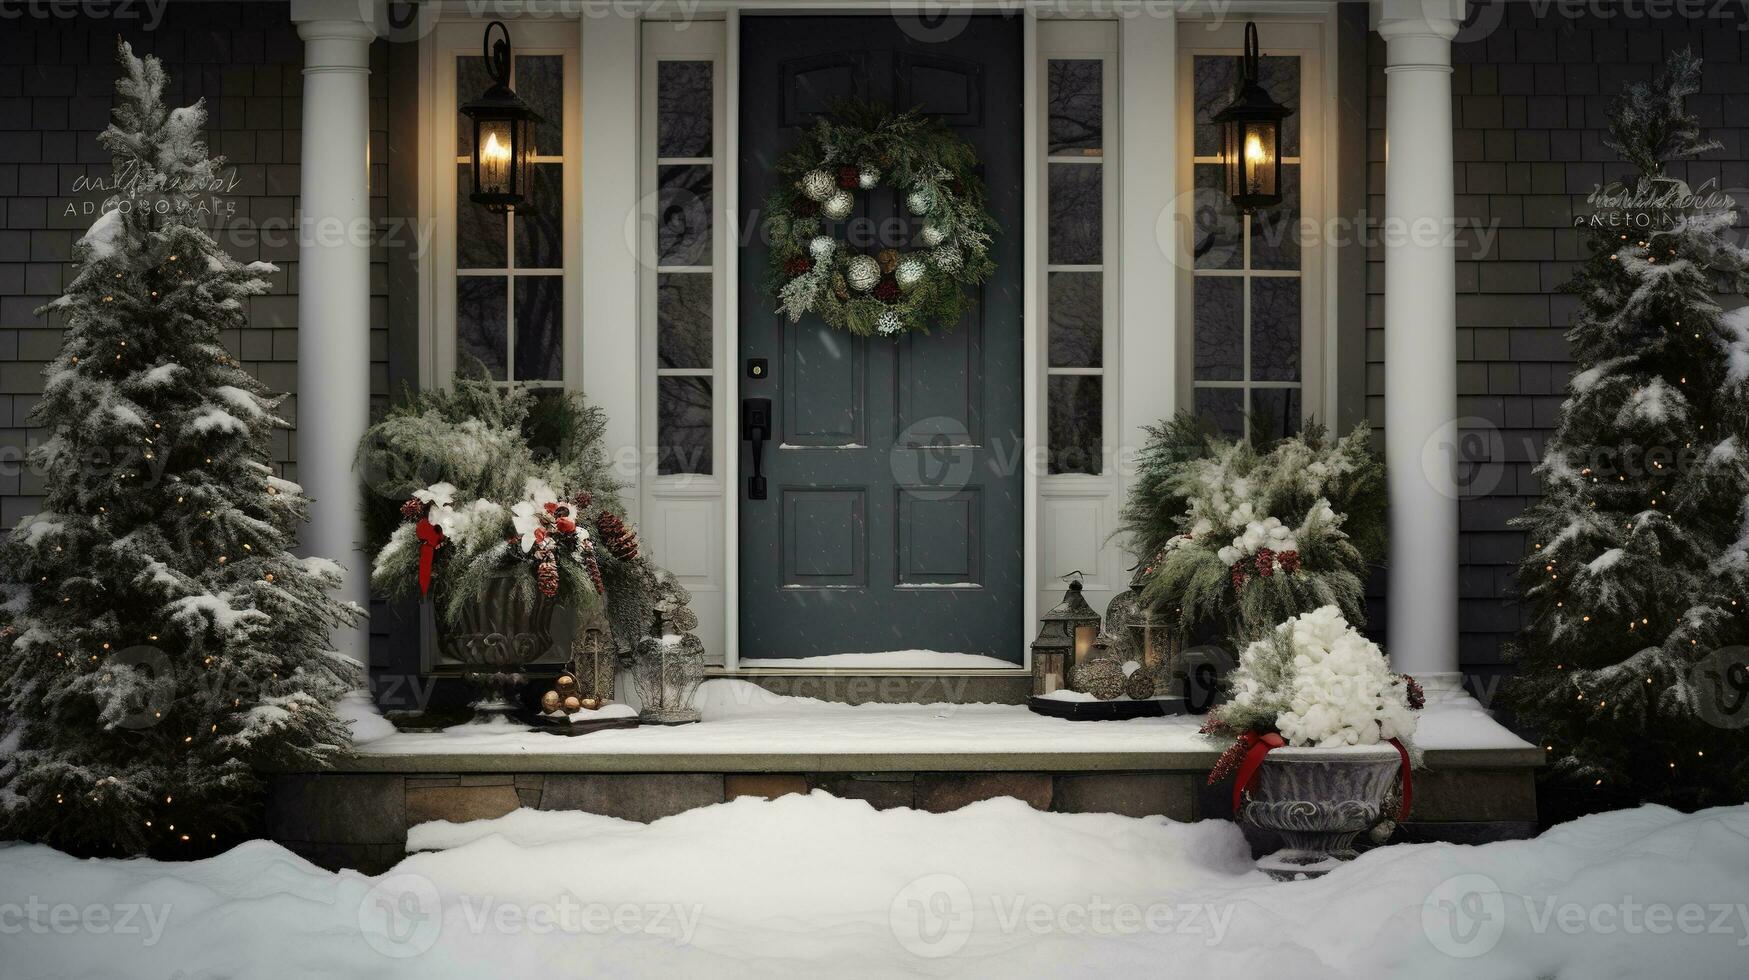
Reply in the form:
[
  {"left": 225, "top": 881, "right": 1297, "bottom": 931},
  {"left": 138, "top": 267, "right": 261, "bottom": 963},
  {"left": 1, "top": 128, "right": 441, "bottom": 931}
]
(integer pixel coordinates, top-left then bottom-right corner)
[
  {"left": 536, "top": 560, "right": 560, "bottom": 598},
  {"left": 785, "top": 256, "right": 812, "bottom": 277},
  {"left": 596, "top": 512, "right": 640, "bottom": 562},
  {"left": 581, "top": 537, "right": 606, "bottom": 595},
  {"left": 874, "top": 276, "right": 900, "bottom": 302}
]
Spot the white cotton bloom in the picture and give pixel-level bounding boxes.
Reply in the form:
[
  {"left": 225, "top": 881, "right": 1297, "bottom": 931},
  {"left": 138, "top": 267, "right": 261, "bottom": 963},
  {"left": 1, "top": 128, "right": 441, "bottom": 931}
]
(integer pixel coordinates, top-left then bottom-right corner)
[
  {"left": 1217, "top": 545, "right": 1241, "bottom": 565},
  {"left": 511, "top": 500, "right": 544, "bottom": 553},
  {"left": 1232, "top": 604, "right": 1418, "bottom": 748},
  {"left": 413, "top": 482, "right": 456, "bottom": 508}
]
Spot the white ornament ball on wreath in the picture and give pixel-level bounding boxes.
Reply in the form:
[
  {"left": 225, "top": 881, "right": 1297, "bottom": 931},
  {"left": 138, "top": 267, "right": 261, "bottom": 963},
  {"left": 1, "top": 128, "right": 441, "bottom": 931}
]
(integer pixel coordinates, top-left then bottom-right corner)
[
  {"left": 846, "top": 255, "right": 882, "bottom": 292},
  {"left": 876, "top": 310, "right": 904, "bottom": 336},
  {"left": 905, "top": 187, "right": 936, "bottom": 215},
  {"left": 895, "top": 257, "right": 926, "bottom": 288},
  {"left": 808, "top": 236, "right": 837, "bottom": 262},
  {"left": 801, "top": 170, "right": 835, "bottom": 202},
  {"left": 919, "top": 224, "right": 947, "bottom": 247},
  {"left": 858, "top": 168, "right": 880, "bottom": 190},
  {"left": 822, "top": 190, "right": 854, "bottom": 220},
  {"left": 930, "top": 245, "right": 964, "bottom": 273}
]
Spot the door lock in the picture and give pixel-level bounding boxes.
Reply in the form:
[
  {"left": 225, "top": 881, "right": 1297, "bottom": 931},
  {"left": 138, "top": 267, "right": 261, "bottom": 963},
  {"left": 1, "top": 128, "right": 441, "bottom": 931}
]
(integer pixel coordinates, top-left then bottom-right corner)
[{"left": 741, "top": 397, "right": 772, "bottom": 500}]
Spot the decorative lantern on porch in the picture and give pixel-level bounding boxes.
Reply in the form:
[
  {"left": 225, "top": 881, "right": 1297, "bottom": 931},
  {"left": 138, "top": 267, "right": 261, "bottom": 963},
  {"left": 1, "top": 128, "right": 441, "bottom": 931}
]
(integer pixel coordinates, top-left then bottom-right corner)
[
  {"left": 1030, "top": 574, "right": 1104, "bottom": 696},
  {"left": 1212, "top": 21, "right": 1293, "bottom": 215},
  {"left": 1103, "top": 568, "right": 1182, "bottom": 698},
  {"left": 460, "top": 21, "right": 540, "bottom": 213}
]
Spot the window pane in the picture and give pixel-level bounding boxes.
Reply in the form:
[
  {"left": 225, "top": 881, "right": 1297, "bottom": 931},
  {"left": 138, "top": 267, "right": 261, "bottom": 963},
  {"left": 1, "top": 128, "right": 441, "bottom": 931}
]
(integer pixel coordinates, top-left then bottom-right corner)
[
  {"left": 457, "top": 277, "right": 507, "bottom": 380},
  {"left": 1048, "top": 60, "right": 1101, "bottom": 155},
  {"left": 515, "top": 163, "right": 564, "bottom": 268},
  {"left": 1259, "top": 55, "right": 1300, "bottom": 157},
  {"left": 1195, "top": 54, "right": 1299, "bottom": 157},
  {"left": 1047, "top": 271, "right": 1101, "bottom": 368},
  {"left": 658, "top": 273, "right": 712, "bottom": 369},
  {"left": 514, "top": 276, "right": 562, "bottom": 381},
  {"left": 658, "top": 376, "right": 713, "bottom": 475},
  {"left": 1250, "top": 388, "right": 1302, "bottom": 443},
  {"left": 1193, "top": 277, "right": 1243, "bottom": 382},
  {"left": 1251, "top": 277, "right": 1301, "bottom": 382},
  {"left": 1047, "top": 375, "right": 1101, "bottom": 475},
  {"left": 1250, "top": 164, "right": 1300, "bottom": 271},
  {"left": 1194, "top": 387, "right": 1244, "bottom": 441},
  {"left": 659, "top": 61, "right": 713, "bottom": 158},
  {"left": 1193, "top": 164, "right": 1242, "bottom": 271},
  {"left": 1047, "top": 164, "right": 1101, "bottom": 265},
  {"left": 456, "top": 55, "right": 493, "bottom": 156},
  {"left": 657, "top": 165, "right": 712, "bottom": 266},
  {"left": 515, "top": 55, "right": 564, "bottom": 156},
  {"left": 457, "top": 165, "right": 507, "bottom": 269}
]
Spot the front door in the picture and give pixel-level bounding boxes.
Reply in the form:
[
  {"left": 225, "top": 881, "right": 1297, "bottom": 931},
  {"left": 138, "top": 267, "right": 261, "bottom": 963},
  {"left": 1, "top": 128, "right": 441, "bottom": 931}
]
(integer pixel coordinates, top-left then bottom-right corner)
[{"left": 738, "top": 15, "right": 1024, "bottom": 662}]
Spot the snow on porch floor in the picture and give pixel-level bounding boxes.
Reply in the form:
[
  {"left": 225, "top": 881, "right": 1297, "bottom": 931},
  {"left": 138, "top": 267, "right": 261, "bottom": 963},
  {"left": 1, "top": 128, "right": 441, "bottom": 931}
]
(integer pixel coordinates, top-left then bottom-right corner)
[
  {"left": 3, "top": 795, "right": 1747, "bottom": 978},
  {"left": 347, "top": 678, "right": 1536, "bottom": 762}
]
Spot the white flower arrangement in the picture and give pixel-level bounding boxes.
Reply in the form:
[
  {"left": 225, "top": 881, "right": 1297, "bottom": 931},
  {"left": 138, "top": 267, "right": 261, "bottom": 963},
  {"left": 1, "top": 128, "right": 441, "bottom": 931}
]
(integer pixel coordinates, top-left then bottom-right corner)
[{"left": 1208, "top": 605, "right": 1422, "bottom": 749}]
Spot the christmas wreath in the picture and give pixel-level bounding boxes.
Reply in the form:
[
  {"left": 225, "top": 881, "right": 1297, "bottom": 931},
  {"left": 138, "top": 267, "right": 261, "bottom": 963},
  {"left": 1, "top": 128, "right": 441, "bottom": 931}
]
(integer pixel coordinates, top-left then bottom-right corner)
[{"left": 761, "top": 101, "right": 996, "bottom": 337}]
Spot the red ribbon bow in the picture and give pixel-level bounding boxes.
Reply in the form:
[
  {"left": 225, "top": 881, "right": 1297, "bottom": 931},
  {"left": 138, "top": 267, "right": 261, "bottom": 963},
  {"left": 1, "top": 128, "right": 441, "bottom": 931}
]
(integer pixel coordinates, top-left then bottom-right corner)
[
  {"left": 415, "top": 518, "right": 444, "bottom": 597},
  {"left": 1231, "top": 731, "right": 1413, "bottom": 823}
]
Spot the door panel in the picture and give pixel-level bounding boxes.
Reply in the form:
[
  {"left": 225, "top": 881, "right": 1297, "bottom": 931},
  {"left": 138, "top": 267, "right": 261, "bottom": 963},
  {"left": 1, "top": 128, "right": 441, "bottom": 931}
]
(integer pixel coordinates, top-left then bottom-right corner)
[{"left": 739, "top": 15, "right": 1024, "bottom": 661}]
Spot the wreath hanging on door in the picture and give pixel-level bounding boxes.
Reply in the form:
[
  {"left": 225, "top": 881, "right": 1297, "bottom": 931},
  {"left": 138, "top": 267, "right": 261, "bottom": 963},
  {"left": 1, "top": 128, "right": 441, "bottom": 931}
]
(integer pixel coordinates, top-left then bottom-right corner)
[{"left": 761, "top": 101, "right": 997, "bottom": 337}]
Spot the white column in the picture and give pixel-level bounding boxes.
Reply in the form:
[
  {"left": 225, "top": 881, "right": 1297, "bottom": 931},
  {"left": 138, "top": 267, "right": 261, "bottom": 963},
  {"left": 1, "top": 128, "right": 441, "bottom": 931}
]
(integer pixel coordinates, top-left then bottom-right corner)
[
  {"left": 1377, "top": 0, "right": 1463, "bottom": 690},
  {"left": 292, "top": 1, "right": 376, "bottom": 664}
]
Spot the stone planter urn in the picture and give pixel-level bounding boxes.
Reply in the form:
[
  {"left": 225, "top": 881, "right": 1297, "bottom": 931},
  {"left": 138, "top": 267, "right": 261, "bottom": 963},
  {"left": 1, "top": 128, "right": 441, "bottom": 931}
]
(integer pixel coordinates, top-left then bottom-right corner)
[
  {"left": 1239, "top": 744, "right": 1402, "bottom": 880},
  {"left": 435, "top": 573, "right": 559, "bottom": 724}
]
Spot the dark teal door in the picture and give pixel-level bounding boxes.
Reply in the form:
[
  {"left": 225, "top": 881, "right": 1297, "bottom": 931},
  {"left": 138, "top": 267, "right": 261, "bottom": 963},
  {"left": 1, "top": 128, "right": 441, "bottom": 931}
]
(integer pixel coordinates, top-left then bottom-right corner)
[{"left": 738, "top": 15, "right": 1024, "bottom": 662}]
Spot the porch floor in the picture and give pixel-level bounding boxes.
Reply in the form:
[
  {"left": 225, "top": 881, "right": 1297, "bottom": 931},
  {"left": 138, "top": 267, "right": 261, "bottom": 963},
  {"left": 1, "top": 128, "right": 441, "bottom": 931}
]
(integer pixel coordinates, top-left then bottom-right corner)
[{"left": 338, "top": 679, "right": 1540, "bottom": 773}]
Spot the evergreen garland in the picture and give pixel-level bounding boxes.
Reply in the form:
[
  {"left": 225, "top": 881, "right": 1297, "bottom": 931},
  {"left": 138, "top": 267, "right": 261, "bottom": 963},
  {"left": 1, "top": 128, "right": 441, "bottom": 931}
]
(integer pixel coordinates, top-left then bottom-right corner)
[
  {"left": 761, "top": 100, "right": 996, "bottom": 336},
  {"left": 1507, "top": 50, "right": 1749, "bottom": 809}
]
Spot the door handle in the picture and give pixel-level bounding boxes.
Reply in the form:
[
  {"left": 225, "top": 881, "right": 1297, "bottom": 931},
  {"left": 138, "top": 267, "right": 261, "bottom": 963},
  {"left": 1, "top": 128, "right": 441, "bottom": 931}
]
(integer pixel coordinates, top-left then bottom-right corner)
[{"left": 741, "top": 397, "right": 772, "bottom": 500}]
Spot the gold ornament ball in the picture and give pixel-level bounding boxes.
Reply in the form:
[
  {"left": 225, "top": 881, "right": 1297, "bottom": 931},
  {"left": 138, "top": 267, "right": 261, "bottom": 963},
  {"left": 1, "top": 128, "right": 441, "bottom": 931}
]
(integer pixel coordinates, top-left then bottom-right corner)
[
  {"left": 540, "top": 691, "right": 562, "bottom": 714},
  {"left": 562, "top": 695, "right": 582, "bottom": 712},
  {"left": 579, "top": 696, "right": 601, "bottom": 711},
  {"left": 556, "top": 674, "right": 577, "bottom": 692}
]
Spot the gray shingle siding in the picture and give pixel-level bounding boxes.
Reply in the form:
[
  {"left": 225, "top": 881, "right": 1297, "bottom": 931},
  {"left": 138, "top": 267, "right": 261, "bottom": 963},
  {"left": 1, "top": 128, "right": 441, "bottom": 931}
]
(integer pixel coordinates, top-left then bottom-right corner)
[
  {"left": 1366, "top": 1, "right": 1749, "bottom": 673},
  {"left": 0, "top": 1, "right": 391, "bottom": 527}
]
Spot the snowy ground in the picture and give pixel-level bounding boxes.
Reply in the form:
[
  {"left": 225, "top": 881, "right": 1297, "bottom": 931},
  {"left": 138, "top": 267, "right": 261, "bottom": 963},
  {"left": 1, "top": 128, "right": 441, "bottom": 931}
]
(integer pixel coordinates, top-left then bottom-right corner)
[
  {"left": 349, "top": 678, "right": 1533, "bottom": 756},
  {"left": 2, "top": 796, "right": 1747, "bottom": 978}
]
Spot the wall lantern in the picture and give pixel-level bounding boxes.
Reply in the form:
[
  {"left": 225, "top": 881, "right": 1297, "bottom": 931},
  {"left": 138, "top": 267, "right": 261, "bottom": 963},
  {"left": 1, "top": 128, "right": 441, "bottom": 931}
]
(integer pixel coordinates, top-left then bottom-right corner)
[
  {"left": 461, "top": 21, "right": 540, "bottom": 213},
  {"left": 1030, "top": 573, "right": 1104, "bottom": 695},
  {"left": 1212, "top": 22, "right": 1293, "bottom": 215}
]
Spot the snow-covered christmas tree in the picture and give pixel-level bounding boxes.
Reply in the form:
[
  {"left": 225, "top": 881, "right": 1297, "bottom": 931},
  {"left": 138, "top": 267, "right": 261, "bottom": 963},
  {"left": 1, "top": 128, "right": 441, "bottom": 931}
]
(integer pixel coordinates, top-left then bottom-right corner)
[
  {"left": 1509, "top": 50, "right": 1749, "bottom": 809},
  {"left": 0, "top": 43, "right": 362, "bottom": 854}
]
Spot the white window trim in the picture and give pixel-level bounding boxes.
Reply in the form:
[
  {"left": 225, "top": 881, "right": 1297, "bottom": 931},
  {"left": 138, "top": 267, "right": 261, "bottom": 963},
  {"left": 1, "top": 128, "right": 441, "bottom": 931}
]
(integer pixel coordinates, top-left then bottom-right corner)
[
  {"left": 418, "top": 19, "right": 581, "bottom": 390},
  {"left": 1174, "top": 13, "right": 1339, "bottom": 434}
]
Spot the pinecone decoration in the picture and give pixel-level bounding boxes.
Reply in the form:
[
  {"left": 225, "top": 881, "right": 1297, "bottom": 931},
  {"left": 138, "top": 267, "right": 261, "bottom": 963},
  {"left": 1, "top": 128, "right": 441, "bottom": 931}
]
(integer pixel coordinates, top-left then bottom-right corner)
[
  {"left": 1404, "top": 675, "right": 1426, "bottom": 711},
  {"left": 1207, "top": 737, "right": 1249, "bottom": 786},
  {"left": 536, "top": 560, "right": 560, "bottom": 598},
  {"left": 1073, "top": 660, "right": 1125, "bottom": 701},
  {"left": 1124, "top": 668, "right": 1156, "bottom": 701},
  {"left": 1278, "top": 549, "right": 1301, "bottom": 575},
  {"left": 573, "top": 490, "right": 593, "bottom": 513},
  {"left": 1230, "top": 562, "right": 1248, "bottom": 590},
  {"left": 1254, "top": 547, "right": 1276, "bottom": 578},
  {"left": 400, "top": 498, "right": 423, "bottom": 521},
  {"left": 581, "top": 538, "right": 606, "bottom": 595},
  {"left": 595, "top": 512, "right": 640, "bottom": 562}
]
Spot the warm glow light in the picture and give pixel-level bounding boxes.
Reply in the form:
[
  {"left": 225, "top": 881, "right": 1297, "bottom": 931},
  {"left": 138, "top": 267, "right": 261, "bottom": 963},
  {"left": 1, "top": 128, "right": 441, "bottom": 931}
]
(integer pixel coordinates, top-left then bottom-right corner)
[
  {"left": 1244, "top": 130, "right": 1267, "bottom": 165},
  {"left": 483, "top": 131, "right": 511, "bottom": 163}
]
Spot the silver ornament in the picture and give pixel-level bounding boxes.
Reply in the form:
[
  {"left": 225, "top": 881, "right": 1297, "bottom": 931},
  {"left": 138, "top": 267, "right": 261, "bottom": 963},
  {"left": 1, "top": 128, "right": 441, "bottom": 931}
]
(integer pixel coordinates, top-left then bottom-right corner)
[
  {"left": 919, "top": 224, "right": 947, "bottom": 247},
  {"left": 858, "top": 168, "right": 880, "bottom": 190},
  {"left": 895, "top": 257, "right": 926, "bottom": 288},
  {"left": 822, "top": 190, "right": 854, "bottom": 220},
  {"left": 801, "top": 170, "right": 835, "bottom": 203},
  {"left": 930, "top": 245, "right": 964, "bottom": 273},
  {"left": 846, "top": 255, "right": 882, "bottom": 292},
  {"left": 876, "top": 310, "right": 904, "bottom": 336},
  {"left": 808, "top": 236, "right": 836, "bottom": 262},
  {"left": 905, "top": 187, "right": 935, "bottom": 215}
]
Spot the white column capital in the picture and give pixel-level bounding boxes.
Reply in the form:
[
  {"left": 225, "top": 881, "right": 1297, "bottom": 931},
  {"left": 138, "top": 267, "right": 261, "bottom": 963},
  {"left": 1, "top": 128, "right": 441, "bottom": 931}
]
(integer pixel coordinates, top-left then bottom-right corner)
[
  {"left": 293, "top": 2, "right": 379, "bottom": 73},
  {"left": 1373, "top": 0, "right": 1466, "bottom": 45}
]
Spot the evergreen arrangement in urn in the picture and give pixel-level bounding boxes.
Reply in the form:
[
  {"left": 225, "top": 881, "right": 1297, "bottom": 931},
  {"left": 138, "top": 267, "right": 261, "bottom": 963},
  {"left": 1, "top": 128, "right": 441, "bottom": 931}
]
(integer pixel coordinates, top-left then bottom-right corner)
[{"left": 1507, "top": 50, "right": 1749, "bottom": 810}]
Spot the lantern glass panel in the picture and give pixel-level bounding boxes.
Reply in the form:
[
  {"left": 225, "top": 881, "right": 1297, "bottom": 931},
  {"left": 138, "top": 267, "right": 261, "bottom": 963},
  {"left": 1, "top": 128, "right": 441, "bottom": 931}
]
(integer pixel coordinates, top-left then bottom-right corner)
[
  {"left": 1073, "top": 623, "right": 1100, "bottom": 665},
  {"left": 475, "top": 117, "right": 516, "bottom": 197},
  {"left": 1241, "top": 119, "right": 1277, "bottom": 198}
]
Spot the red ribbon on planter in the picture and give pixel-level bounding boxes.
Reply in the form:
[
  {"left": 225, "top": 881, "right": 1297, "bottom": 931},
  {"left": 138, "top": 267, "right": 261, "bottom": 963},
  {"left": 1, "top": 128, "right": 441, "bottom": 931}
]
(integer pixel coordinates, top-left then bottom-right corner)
[
  {"left": 415, "top": 518, "right": 443, "bottom": 597},
  {"left": 1232, "top": 731, "right": 1414, "bottom": 823}
]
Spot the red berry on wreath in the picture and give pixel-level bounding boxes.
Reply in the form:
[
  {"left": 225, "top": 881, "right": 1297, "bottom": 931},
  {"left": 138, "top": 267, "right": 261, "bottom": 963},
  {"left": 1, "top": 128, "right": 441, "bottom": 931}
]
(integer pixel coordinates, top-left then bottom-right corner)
[
  {"left": 785, "top": 256, "right": 812, "bottom": 277},
  {"left": 873, "top": 276, "right": 900, "bottom": 302},
  {"left": 837, "top": 166, "right": 860, "bottom": 189}
]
